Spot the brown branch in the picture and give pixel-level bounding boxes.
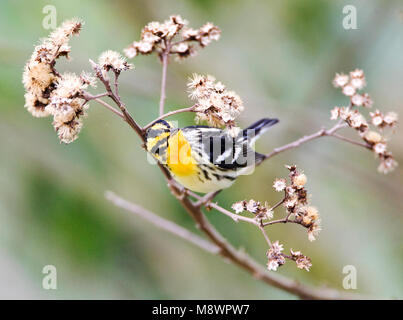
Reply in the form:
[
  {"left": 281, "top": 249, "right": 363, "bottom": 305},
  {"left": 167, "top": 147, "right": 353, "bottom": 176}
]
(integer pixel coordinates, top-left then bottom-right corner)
[
  {"left": 140, "top": 192, "right": 359, "bottom": 299},
  {"left": 105, "top": 191, "right": 219, "bottom": 254}
]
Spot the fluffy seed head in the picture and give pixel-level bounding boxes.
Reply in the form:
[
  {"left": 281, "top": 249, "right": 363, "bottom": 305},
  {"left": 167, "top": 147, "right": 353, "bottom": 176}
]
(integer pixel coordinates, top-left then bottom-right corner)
[
  {"left": 188, "top": 74, "right": 244, "bottom": 127},
  {"left": 363, "top": 131, "right": 382, "bottom": 144},
  {"left": 98, "top": 50, "right": 133, "bottom": 72},
  {"left": 293, "top": 174, "right": 307, "bottom": 189}
]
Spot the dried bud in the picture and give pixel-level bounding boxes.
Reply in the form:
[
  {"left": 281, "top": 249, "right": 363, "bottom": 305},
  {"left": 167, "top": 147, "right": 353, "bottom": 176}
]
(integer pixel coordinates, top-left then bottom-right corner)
[
  {"left": 370, "top": 110, "right": 384, "bottom": 127},
  {"left": 349, "top": 69, "right": 366, "bottom": 90},
  {"left": 171, "top": 42, "right": 197, "bottom": 61},
  {"left": 273, "top": 178, "right": 287, "bottom": 192},
  {"left": 351, "top": 94, "right": 365, "bottom": 107},
  {"left": 332, "top": 73, "right": 349, "bottom": 88},
  {"left": 363, "top": 131, "right": 382, "bottom": 144},
  {"left": 53, "top": 118, "right": 83, "bottom": 144},
  {"left": 361, "top": 93, "right": 373, "bottom": 108},
  {"left": 231, "top": 201, "right": 245, "bottom": 214},
  {"left": 266, "top": 241, "right": 285, "bottom": 271},
  {"left": 293, "top": 173, "right": 307, "bottom": 189},
  {"left": 306, "top": 206, "right": 319, "bottom": 221},
  {"left": 98, "top": 50, "right": 133, "bottom": 73},
  {"left": 370, "top": 110, "right": 398, "bottom": 129},
  {"left": 80, "top": 71, "right": 97, "bottom": 88},
  {"left": 246, "top": 199, "right": 259, "bottom": 213},
  {"left": 290, "top": 249, "right": 312, "bottom": 271},
  {"left": 342, "top": 84, "right": 356, "bottom": 97},
  {"left": 378, "top": 155, "right": 398, "bottom": 174},
  {"left": 345, "top": 110, "right": 368, "bottom": 132},
  {"left": 308, "top": 223, "right": 321, "bottom": 241},
  {"left": 197, "top": 22, "right": 221, "bottom": 47},
  {"left": 330, "top": 107, "right": 340, "bottom": 120},
  {"left": 182, "top": 27, "right": 199, "bottom": 40},
  {"left": 384, "top": 112, "right": 398, "bottom": 126},
  {"left": 373, "top": 143, "right": 387, "bottom": 155}
]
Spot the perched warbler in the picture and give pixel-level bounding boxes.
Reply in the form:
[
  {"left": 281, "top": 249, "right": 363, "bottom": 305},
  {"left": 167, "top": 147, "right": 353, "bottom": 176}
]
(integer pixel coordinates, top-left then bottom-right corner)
[{"left": 145, "top": 118, "right": 279, "bottom": 193}]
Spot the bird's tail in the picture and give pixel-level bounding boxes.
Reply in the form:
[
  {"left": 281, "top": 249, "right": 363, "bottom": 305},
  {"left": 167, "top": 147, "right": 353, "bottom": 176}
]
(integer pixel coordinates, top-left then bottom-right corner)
[
  {"left": 243, "top": 118, "right": 279, "bottom": 143},
  {"left": 241, "top": 118, "right": 279, "bottom": 165}
]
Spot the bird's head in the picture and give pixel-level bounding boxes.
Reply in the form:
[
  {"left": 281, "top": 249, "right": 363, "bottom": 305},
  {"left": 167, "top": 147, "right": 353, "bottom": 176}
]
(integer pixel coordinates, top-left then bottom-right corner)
[{"left": 145, "top": 120, "right": 175, "bottom": 162}]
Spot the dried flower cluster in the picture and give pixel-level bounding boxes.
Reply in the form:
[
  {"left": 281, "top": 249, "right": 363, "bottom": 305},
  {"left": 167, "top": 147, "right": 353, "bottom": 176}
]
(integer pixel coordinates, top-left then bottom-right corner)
[
  {"left": 266, "top": 241, "right": 286, "bottom": 271},
  {"left": 232, "top": 199, "right": 273, "bottom": 220},
  {"left": 278, "top": 165, "right": 321, "bottom": 242},
  {"left": 231, "top": 165, "right": 317, "bottom": 272},
  {"left": 124, "top": 15, "right": 220, "bottom": 61},
  {"left": 46, "top": 73, "right": 93, "bottom": 143},
  {"left": 187, "top": 74, "right": 244, "bottom": 128},
  {"left": 22, "top": 19, "right": 82, "bottom": 118},
  {"left": 331, "top": 69, "right": 398, "bottom": 173},
  {"left": 289, "top": 249, "right": 312, "bottom": 271},
  {"left": 266, "top": 241, "right": 312, "bottom": 272},
  {"left": 22, "top": 19, "right": 97, "bottom": 143},
  {"left": 22, "top": 19, "right": 135, "bottom": 143}
]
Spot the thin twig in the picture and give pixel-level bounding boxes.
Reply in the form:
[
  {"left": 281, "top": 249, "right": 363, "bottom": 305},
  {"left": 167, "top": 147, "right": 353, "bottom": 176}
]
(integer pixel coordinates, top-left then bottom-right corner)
[
  {"left": 114, "top": 71, "right": 121, "bottom": 100},
  {"left": 89, "top": 59, "right": 144, "bottom": 137},
  {"left": 332, "top": 133, "right": 372, "bottom": 149},
  {"left": 89, "top": 92, "right": 109, "bottom": 99},
  {"left": 143, "top": 105, "right": 196, "bottom": 131},
  {"left": 263, "top": 218, "right": 299, "bottom": 227},
  {"left": 269, "top": 197, "right": 286, "bottom": 212},
  {"left": 82, "top": 91, "right": 124, "bottom": 118},
  {"left": 209, "top": 202, "right": 259, "bottom": 224},
  {"left": 259, "top": 224, "right": 272, "bottom": 247},
  {"left": 262, "top": 122, "right": 351, "bottom": 162},
  {"left": 159, "top": 40, "right": 170, "bottom": 116}
]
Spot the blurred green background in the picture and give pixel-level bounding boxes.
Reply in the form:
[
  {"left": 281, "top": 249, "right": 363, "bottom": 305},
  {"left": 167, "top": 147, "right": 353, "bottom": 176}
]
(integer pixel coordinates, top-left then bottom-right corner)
[{"left": 0, "top": 0, "right": 402, "bottom": 299}]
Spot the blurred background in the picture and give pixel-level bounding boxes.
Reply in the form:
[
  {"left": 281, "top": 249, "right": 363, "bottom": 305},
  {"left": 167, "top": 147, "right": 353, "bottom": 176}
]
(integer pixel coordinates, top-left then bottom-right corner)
[{"left": 0, "top": 0, "right": 402, "bottom": 299}]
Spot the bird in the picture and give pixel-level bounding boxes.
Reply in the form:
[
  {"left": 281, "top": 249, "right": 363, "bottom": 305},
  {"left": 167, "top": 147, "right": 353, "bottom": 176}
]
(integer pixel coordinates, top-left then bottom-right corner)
[{"left": 145, "top": 118, "right": 279, "bottom": 193}]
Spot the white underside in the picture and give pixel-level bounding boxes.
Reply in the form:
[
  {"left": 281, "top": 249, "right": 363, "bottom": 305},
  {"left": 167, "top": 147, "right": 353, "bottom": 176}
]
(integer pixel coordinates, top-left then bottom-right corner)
[
  {"left": 172, "top": 173, "right": 235, "bottom": 193},
  {"left": 172, "top": 165, "right": 256, "bottom": 193}
]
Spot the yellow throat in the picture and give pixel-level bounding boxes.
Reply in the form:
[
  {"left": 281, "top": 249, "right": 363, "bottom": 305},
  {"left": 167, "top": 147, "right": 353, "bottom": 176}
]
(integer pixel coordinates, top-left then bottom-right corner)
[{"left": 166, "top": 130, "right": 197, "bottom": 176}]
